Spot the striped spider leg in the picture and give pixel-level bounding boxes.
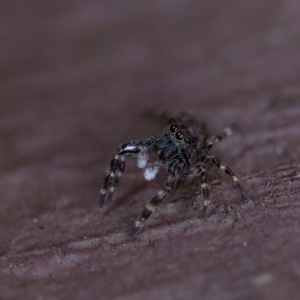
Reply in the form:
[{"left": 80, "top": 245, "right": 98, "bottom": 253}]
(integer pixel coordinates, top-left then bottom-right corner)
[
  {"left": 99, "top": 140, "right": 151, "bottom": 208},
  {"left": 187, "top": 127, "right": 240, "bottom": 218},
  {"left": 132, "top": 175, "right": 177, "bottom": 235}
]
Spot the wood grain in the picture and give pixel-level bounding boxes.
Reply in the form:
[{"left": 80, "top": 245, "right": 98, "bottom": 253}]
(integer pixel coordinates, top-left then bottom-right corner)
[{"left": 1, "top": 1, "right": 300, "bottom": 299}]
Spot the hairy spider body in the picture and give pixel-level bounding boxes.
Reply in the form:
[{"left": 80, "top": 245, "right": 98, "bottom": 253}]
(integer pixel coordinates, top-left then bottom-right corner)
[{"left": 99, "top": 115, "right": 240, "bottom": 234}]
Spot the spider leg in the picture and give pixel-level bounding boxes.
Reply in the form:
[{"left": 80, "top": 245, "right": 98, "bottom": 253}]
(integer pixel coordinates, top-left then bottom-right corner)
[
  {"left": 118, "top": 141, "right": 144, "bottom": 155},
  {"left": 99, "top": 141, "right": 145, "bottom": 208},
  {"left": 210, "top": 156, "right": 240, "bottom": 185},
  {"left": 132, "top": 176, "right": 177, "bottom": 234},
  {"left": 188, "top": 166, "right": 215, "bottom": 218},
  {"left": 99, "top": 154, "right": 125, "bottom": 208},
  {"left": 204, "top": 127, "right": 232, "bottom": 152}
]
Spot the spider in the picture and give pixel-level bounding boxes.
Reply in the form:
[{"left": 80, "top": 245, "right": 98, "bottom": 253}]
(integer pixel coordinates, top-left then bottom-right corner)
[{"left": 99, "top": 114, "right": 241, "bottom": 234}]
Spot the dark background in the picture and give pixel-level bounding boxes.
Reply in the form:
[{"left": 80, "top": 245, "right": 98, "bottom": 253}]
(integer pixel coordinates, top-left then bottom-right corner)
[{"left": 1, "top": 1, "right": 300, "bottom": 299}]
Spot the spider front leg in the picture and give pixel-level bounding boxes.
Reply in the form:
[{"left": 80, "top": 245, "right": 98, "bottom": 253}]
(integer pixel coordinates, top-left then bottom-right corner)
[
  {"left": 99, "top": 141, "right": 145, "bottom": 208},
  {"left": 99, "top": 154, "right": 125, "bottom": 208},
  {"left": 132, "top": 176, "right": 177, "bottom": 235}
]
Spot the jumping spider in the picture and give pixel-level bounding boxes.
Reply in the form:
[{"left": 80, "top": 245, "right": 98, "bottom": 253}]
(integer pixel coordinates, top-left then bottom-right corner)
[{"left": 99, "top": 115, "right": 240, "bottom": 234}]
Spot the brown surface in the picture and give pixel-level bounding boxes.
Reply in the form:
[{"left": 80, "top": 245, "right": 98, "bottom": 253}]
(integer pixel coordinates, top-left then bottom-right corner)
[{"left": 1, "top": 1, "right": 300, "bottom": 299}]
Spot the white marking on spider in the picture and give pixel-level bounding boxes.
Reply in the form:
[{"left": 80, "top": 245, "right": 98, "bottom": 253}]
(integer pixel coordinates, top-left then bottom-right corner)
[
  {"left": 137, "top": 151, "right": 148, "bottom": 168},
  {"left": 135, "top": 218, "right": 145, "bottom": 228},
  {"left": 233, "top": 176, "right": 239, "bottom": 182},
  {"left": 204, "top": 200, "right": 210, "bottom": 206},
  {"left": 145, "top": 204, "right": 156, "bottom": 212},
  {"left": 144, "top": 164, "right": 160, "bottom": 181},
  {"left": 158, "top": 190, "right": 165, "bottom": 198}
]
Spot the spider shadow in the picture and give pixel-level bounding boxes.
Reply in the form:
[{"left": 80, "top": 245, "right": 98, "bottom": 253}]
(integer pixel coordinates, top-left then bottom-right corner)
[{"left": 100, "top": 181, "right": 150, "bottom": 219}]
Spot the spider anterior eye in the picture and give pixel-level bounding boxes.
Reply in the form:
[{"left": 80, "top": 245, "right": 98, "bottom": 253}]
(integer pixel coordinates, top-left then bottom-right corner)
[
  {"left": 175, "top": 132, "right": 183, "bottom": 140},
  {"left": 170, "top": 124, "right": 178, "bottom": 133}
]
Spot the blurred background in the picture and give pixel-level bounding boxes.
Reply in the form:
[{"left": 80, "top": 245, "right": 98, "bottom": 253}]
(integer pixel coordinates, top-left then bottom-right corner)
[{"left": 1, "top": 1, "right": 300, "bottom": 299}]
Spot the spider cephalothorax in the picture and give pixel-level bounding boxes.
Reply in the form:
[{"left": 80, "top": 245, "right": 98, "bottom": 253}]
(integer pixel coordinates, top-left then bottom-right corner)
[{"left": 99, "top": 115, "right": 240, "bottom": 234}]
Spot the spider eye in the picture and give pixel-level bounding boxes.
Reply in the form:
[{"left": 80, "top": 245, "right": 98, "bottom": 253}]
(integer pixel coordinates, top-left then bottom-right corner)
[
  {"left": 175, "top": 131, "right": 183, "bottom": 140},
  {"left": 169, "top": 124, "right": 178, "bottom": 133},
  {"left": 169, "top": 119, "right": 176, "bottom": 125},
  {"left": 184, "top": 137, "right": 192, "bottom": 144}
]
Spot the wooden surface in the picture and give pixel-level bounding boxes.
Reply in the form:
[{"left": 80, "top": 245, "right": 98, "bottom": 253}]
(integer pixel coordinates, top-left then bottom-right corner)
[{"left": 1, "top": 1, "right": 300, "bottom": 299}]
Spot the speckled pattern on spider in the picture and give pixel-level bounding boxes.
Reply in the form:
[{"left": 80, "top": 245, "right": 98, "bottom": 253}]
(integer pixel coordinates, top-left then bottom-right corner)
[{"left": 99, "top": 114, "right": 240, "bottom": 234}]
